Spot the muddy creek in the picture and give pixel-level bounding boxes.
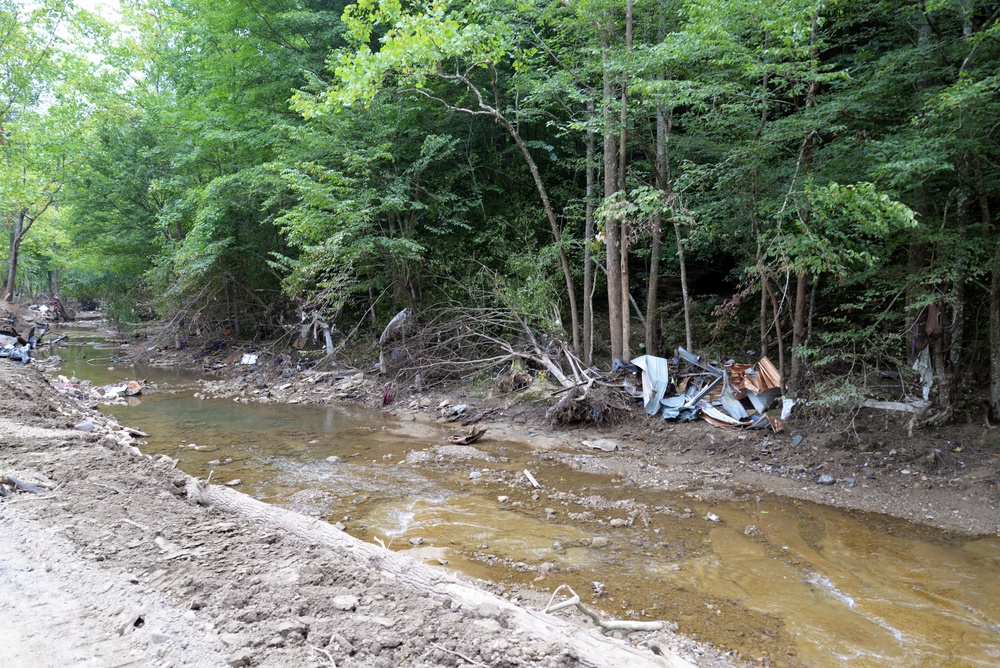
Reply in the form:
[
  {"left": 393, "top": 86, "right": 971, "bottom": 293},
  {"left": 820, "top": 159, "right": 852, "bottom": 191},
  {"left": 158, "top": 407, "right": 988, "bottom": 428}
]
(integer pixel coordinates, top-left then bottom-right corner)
[{"left": 53, "top": 330, "right": 1000, "bottom": 667}]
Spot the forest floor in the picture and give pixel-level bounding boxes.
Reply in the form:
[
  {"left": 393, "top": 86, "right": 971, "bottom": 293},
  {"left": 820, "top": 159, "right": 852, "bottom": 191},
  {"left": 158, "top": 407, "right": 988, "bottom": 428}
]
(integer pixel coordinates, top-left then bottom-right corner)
[{"left": 2, "top": 324, "right": 998, "bottom": 668}]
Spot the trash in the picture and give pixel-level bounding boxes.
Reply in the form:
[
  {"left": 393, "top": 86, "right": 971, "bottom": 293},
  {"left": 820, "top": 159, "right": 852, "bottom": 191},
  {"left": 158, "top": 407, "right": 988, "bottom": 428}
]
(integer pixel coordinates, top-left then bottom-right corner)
[
  {"left": 469, "top": 470, "right": 482, "bottom": 479},
  {"left": 240, "top": 353, "right": 258, "bottom": 365},
  {"left": 780, "top": 397, "right": 796, "bottom": 420},
  {"left": 448, "top": 425, "right": 487, "bottom": 445},
  {"left": 379, "top": 308, "right": 411, "bottom": 346},
  {"left": 630, "top": 355, "right": 671, "bottom": 416},
  {"left": 612, "top": 358, "right": 642, "bottom": 374}
]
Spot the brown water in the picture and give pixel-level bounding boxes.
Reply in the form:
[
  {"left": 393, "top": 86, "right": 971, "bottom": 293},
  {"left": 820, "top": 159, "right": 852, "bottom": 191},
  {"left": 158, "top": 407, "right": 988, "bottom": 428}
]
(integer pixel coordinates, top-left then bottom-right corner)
[{"left": 54, "top": 331, "right": 1000, "bottom": 667}]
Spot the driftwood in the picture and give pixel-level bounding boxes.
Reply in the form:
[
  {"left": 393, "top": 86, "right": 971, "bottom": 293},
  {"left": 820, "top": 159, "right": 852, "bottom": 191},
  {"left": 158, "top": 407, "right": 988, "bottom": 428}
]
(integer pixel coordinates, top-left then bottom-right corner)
[
  {"left": 1, "top": 476, "right": 46, "bottom": 494},
  {"left": 186, "top": 479, "right": 691, "bottom": 668},
  {"left": 545, "top": 584, "right": 666, "bottom": 633},
  {"left": 448, "top": 425, "right": 487, "bottom": 445}
]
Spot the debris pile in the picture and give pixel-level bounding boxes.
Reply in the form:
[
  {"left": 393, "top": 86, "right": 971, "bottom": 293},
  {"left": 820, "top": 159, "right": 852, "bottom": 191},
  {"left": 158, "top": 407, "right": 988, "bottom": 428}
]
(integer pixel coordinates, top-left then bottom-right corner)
[
  {"left": 52, "top": 375, "right": 144, "bottom": 406},
  {"left": 0, "top": 324, "right": 64, "bottom": 365},
  {"left": 624, "top": 348, "right": 792, "bottom": 432}
]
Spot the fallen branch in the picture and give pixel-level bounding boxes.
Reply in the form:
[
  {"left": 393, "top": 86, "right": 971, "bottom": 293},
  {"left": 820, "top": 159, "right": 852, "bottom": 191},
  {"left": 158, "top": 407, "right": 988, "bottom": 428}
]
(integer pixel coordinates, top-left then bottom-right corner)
[
  {"left": 544, "top": 584, "right": 667, "bottom": 634},
  {"left": 430, "top": 643, "right": 488, "bottom": 668},
  {"left": 1, "top": 475, "right": 46, "bottom": 494}
]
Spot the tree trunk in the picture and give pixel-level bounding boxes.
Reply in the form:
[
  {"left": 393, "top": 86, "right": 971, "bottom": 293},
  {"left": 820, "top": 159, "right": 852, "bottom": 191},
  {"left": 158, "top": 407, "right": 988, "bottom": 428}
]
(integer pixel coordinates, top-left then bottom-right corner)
[
  {"left": 673, "top": 219, "right": 693, "bottom": 352},
  {"left": 759, "top": 281, "right": 769, "bottom": 357},
  {"left": 618, "top": 0, "right": 633, "bottom": 360},
  {"left": 789, "top": 271, "right": 808, "bottom": 389},
  {"left": 764, "top": 276, "right": 786, "bottom": 393},
  {"left": 646, "top": 108, "right": 664, "bottom": 355},
  {"left": 601, "top": 30, "right": 623, "bottom": 361},
  {"left": 5, "top": 211, "right": 25, "bottom": 303},
  {"left": 584, "top": 122, "right": 596, "bottom": 366},
  {"left": 789, "top": 5, "right": 822, "bottom": 387},
  {"left": 496, "top": 116, "right": 580, "bottom": 354}
]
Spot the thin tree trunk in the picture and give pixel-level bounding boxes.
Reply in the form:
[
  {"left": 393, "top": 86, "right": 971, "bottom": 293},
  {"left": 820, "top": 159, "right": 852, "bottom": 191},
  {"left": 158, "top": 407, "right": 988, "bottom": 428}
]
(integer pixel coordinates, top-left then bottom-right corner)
[
  {"left": 646, "top": 110, "right": 667, "bottom": 355},
  {"left": 584, "top": 121, "right": 596, "bottom": 366},
  {"left": 764, "top": 276, "right": 786, "bottom": 393},
  {"left": 673, "top": 219, "right": 693, "bottom": 352},
  {"left": 618, "top": 0, "right": 633, "bottom": 360},
  {"left": 806, "top": 272, "right": 821, "bottom": 350},
  {"left": 790, "top": 271, "right": 808, "bottom": 388},
  {"left": 789, "top": 4, "right": 822, "bottom": 388},
  {"left": 760, "top": 280, "right": 769, "bottom": 357},
  {"left": 495, "top": 116, "right": 580, "bottom": 354},
  {"left": 5, "top": 211, "right": 25, "bottom": 303},
  {"left": 601, "top": 29, "right": 623, "bottom": 361}
]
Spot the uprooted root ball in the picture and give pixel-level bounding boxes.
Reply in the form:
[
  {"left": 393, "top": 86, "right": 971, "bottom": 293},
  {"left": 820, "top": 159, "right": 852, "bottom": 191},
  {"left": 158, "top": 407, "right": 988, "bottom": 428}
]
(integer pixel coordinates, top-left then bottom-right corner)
[{"left": 546, "top": 385, "right": 632, "bottom": 426}]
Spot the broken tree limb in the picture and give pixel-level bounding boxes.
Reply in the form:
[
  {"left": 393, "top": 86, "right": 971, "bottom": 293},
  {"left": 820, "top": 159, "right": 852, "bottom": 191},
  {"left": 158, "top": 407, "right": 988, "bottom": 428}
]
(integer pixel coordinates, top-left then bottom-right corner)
[
  {"left": 185, "top": 479, "right": 686, "bottom": 668},
  {"left": 544, "top": 585, "right": 670, "bottom": 635},
  {"left": 523, "top": 469, "right": 541, "bottom": 488},
  {"left": 861, "top": 399, "right": 930, "bottom": 414}
]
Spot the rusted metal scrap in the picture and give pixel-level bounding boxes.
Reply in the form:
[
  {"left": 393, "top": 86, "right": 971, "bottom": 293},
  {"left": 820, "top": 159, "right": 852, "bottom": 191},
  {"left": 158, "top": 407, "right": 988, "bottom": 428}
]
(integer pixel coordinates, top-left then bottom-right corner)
[{"left": 628, "top": 348, "right": 786, "bottom": 432}]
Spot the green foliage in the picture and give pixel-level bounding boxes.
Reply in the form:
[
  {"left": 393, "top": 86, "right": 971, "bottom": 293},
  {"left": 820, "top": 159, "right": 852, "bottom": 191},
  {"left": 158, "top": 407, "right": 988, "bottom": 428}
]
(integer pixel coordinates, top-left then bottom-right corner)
[{"left": 4, "top": 0, "right": 997, "bottom": 403}]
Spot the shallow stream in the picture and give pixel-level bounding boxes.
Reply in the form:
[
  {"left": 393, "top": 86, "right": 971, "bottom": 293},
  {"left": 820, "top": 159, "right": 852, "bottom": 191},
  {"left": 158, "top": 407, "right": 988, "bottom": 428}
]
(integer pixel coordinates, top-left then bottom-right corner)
[{"left": 52, "top": 327, "right": 1000, "bottom": 667}]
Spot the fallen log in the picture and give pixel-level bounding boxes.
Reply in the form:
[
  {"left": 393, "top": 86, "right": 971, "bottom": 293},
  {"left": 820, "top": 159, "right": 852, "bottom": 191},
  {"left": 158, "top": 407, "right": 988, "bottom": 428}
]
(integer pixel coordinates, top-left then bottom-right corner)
[{"left": 185, "top": 479, "right": 692, "bottom": 668}]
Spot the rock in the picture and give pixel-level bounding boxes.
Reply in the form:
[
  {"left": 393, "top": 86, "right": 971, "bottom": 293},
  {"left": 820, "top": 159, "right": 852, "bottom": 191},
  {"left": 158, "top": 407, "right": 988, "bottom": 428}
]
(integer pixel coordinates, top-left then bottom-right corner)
[
  {"left": 275, "top": 619, "right": 308, "bottom": 637},
  {"left": 544, "top": 508, "right": 557, "bottom": 520},
  {"left": 409, "top": 537, "right": 424, "bottom": 546},
  {"left": 228, "top": 649, "right": 254, "bottom": 667},
  {"left": 452, "top": 404, "right": 468, "bottom": 415},
  {"left": 469, "top": 470, "right": 482, "bottom": 479},
  {"left": 74, "top": 421, "right": 95, "bottom": 432},
  {"left": 609, "top": 518, "right": 629, "bottom": 528},
  {"left": 704, "top": 512, "right": 721, "bottom": 523},
  {"left": 792, "top": 434, "right": 804, "bottom": 447},
  {"left": 817, "top": 474, "right": 836, "bottom": 485},
  {"left": 590, "top": 536, "right": 610, "bottom": 548},
  {"left": 332, "top": 595, "right": 359, "bottom": 611},
  {"left": 497, "top": 495, "right": 509, "bottom": 504},
  {"left": 842, "top": 477, "right": 857, "bottom": 486},
  {"left": 582, "top": 439, "right": 618, "bottom": 452},
  {"left": 225, "top": 479, "right": 242, "bottom": 487},
  {"left": 326, "top": 456, "right": 341, "bottom": 463}
]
